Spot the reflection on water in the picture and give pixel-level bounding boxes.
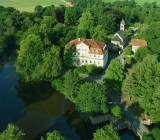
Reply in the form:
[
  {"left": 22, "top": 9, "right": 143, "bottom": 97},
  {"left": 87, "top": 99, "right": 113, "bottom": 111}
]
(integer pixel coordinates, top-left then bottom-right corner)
[{"left": 0, "top": 52, "right": 138, "bottom": 140}]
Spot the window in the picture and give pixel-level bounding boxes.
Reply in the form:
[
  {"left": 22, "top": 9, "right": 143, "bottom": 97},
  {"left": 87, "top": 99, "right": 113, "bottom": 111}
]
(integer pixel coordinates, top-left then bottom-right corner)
[
  {"left": 94, "top": 55, "right": 96, "bottom": 57},
  {"left": 98, "top": 61, "right": 100, "bottom": 64},
  {"left": 98, "top": 55, "right": 100, "bottom": 58},
  {"left": 92, "top": 48, "right": 94, "bottom": 52},
  {"left": 90, "top": 60, "right": 92, "bottom": 63},
  {"left": 96, "top": 49, "right": 99, "bottom": 53},
  {"left": 85, "top": 60, "right": 87, "bottom": 63},
  {"left": 82, "top": 59, "right": 84, "bottom": 63}
]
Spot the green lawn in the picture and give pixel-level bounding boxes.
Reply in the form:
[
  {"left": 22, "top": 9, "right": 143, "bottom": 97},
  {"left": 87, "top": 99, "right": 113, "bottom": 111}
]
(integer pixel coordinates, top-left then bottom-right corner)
[
  {"left": 0, "top": 0, "right": 67, "bottom": 12},
  {"left": 103, "top": 0, "right": 160, "bottom": 5}
]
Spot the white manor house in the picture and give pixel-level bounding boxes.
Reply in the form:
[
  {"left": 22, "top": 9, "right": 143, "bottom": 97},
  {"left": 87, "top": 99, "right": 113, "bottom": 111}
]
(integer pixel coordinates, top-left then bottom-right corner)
[{"left": 68, "top": 38, "right": 108, "bottom": 68}]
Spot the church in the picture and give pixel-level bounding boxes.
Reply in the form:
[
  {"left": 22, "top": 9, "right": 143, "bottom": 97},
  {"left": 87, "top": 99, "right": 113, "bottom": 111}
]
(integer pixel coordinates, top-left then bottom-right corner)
[{"left": 111, "top": 19, "right": 128, "bottom": 50}]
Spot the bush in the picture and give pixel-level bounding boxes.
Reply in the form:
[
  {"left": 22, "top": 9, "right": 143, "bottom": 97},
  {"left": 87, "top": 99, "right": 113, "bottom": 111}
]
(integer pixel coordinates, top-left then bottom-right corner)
[
  {"left": 111, "top": 105, "right": 123, "bottom": 119},
  {"left": 124, "top": 46, "right": 132, "bottom": 56},
  {"left": 75, "top": 65, "right": 103, "bottom": 75}
]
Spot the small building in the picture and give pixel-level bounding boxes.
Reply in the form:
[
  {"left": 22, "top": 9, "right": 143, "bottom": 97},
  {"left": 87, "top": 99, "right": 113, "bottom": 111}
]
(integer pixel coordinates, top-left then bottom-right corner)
[
  {"left": 131, "top": 39, "right": 147, "bottom": 53},
  {"left": 68, "top": 38, "right": 108, "bottom": 68},
  {"left": 111, "top": 19, "right": 128, "bottom": 50}
]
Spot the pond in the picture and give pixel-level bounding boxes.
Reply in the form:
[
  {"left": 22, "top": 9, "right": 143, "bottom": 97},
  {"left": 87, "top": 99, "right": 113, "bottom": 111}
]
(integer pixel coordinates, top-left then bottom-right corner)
[{"left": 0, "top": 52, "right": 138, "bottom": 140}]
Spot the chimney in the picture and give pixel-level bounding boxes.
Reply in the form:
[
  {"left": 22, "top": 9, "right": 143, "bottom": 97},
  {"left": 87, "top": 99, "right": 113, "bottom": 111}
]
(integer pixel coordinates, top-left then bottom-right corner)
[{"left": 78, "top": 38, "right": 81, "bottom": 41}]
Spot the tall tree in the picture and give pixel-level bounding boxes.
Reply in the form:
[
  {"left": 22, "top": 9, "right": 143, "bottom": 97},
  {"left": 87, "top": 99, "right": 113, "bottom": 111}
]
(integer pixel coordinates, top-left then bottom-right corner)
[
  {"left": 92, "top": 25, "right": 108, "bottom": 42},
  {"left": 76, "top": 82, "right": 108, "bottom": 113},
  {"left": 16, "top": 34, "right": 44, "bottom": 81},
  {"left": 105, "top": 59, "right": 124, "bottom": 92},
  {"left": 122, "top": 55, "right": 160, "bottom": 122},
  {"left": 134, "top": 47, "right": 151, "bottom": 62},
  {"left": 41, "top": 46, "right": 62, "bottom": 80},
  {"left": 76, "top": 10, "right": 94, "bottom": 38}
]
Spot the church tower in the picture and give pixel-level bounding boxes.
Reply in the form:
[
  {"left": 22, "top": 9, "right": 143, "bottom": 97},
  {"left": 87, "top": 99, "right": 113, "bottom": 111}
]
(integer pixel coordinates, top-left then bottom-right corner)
[{"left": 120, "top": 19, "right": 125, "bottom": 31}]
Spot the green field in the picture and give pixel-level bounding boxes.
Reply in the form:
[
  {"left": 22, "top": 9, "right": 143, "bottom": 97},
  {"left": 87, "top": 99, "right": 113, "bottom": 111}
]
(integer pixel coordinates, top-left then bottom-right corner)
[
  {"left": 0, "top": 0, "right": 67, "bottom": 12},
  {"left": 103, "top": 0, "right": 160, "bottom": 5}
]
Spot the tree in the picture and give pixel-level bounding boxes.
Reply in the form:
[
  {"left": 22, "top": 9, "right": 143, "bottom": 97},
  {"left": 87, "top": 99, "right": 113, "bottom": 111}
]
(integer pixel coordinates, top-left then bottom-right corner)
[
  {"left": 41, "top": 130, "right": 67, "bottom": 140},
  {"left": 34, "top": 5, "right": 43, "bottom": 15},
  {"left": 134, "top": 47, "right": 151, "bottom": 62},
  {"left": 76, "top": 82, "right": 108, "bottom": 113},
  {"left": 105, "top": 59, "right": 124, "bottom": 92},
  {"left": 92, "top": 25, "right": 108, "bottom": 42},
  {"left": 122, "top": 55, "right": 160, "bottom": 122},
  {"left": 142, "top": 22, "right": 160, "bottom": 54},
  {"left": 93, "top": 124, "right": 120, "bottom": 140},
  {"left": 0, "top": 124, "right": 25, "bottom": 140},
  {"left": 16, "top": 34, "right": 44, "bottom": 81},
  {"left": 111, "top": 105, "right": 123, "bottom": 119},
  {"left": 142, "top": 127, "right": 160, "bottom": 140},
  {"left": 64, "top": 44, "right": 73, "bottom": 68},
  {"left": 41, "top": 46, "right": 62, "bottom": 80},
  {"left": 63, "top": 70, "right": 81, "bottom": 102},
  {"left": 76, "top": 10, "right": 94, "bottom": 38}
]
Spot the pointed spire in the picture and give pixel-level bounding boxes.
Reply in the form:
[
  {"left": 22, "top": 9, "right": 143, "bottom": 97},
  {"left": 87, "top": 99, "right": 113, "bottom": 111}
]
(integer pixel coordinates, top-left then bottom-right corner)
[{"left": 121, "top": 19, "right": 125, "bottom": 24}]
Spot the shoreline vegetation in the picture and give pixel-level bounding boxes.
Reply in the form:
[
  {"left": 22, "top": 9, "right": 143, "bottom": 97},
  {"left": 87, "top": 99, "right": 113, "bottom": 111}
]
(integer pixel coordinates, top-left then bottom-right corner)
[{"left": 1, "top": 0, "right": 160, "bottom": 139}]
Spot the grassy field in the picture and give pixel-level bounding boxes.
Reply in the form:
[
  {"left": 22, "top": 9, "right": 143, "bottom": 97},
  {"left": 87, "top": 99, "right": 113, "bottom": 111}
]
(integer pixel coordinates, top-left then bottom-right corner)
[
  {"left": 103, "top": 0, "right": 160, "bottom": 5},
  {"left": 0, "top": 0, "right": 67, "bottom": 12}
]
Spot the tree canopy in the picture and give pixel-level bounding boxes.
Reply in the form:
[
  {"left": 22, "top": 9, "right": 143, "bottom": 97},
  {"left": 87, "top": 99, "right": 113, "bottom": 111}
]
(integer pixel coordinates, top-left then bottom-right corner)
[
  {"left": 41, "top": 130, "right": 67, "bottom": 140},
  {"left": 0, "top": 124, "right": 25, "bottom": 140},
  {"left": 105, "top": 59, "right": 124, "bottom": 92},
  {"left": 122, "top": 54, "right": 160, "bottom": 122},
  {"left": 76, "top": 82, "right": 108, "bottom": 113},
  {"left": 16, "top": 34, "right": 62, "bottom": 81},
  {"left": 134, "top": 47, "right": 151, "bottom": 62},
  {"left": 93, "top": 124, "right": 120, "bottom": 140}
]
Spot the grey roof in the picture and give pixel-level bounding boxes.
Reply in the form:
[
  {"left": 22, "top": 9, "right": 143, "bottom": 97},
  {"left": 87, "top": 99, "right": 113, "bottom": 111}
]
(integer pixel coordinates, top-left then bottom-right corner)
[
  {"left": 121, "top": 19, "right": 125, "bottom": 24},
  {"left": 117, "top": 30, "right": 128, "bottom": 40},
  {"left": 112, "top": 36, "right": 119, "bottom": 41}
]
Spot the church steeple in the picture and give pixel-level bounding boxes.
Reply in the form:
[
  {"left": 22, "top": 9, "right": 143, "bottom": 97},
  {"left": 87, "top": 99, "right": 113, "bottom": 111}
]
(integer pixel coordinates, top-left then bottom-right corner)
[{"left": 120, "top": 19, "right": 125, "bottom": 31}]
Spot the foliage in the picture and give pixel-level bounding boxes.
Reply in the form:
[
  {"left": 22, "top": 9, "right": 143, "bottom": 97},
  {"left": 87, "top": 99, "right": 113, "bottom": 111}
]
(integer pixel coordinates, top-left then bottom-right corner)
[
  {"left": 0, "top": 124, "right": 25, "bottom": 140},
  {"left": 41, "top": 130, "right": 67, "bottom": 140},
  {"left": 16, "top": 34, "right": 62, "bottom": 81},
  {"left": 142, "top": 128, "right": 160, "bottom": 140},
  {"left": 52, "top": 70, "right": 81, "bottom": 102},
  {"left": 124, "top": 46, "right": 132, "bottom": 56},
  {"left": 111, "top": 105, "right": 123, "bottom": 119},
  {"left": 64, "top": 44, "right": 73, "bottom": 68},
  {"left": 76, "top": 82, "right": 108, "bottom": 113},
  {"left": 122, "top": 55, "right": 160, "bottom": 122},
  {"left": 41, "top": 46, "right": 62, "bottom": 80},
  {"left": 134, "top": 47, "right": 151, "bottom": 62},
  {"left": 76, "top": 10, "right": 94, "bottom": 38},
  {"left": 75, "top": 65, "right": 103, "bottom": 75},
  {"left": 16, "top": 34, "right": 44, "bottom": 81},
  {"left": 92, "top": 25, "right": 108, "bottom": 42},
  {"left": 93, "top": 124, "right": 120, "bottom": 140},
  {"left": 142, "top": 22, "right": 160, "bottom": 54},
  {"left": 105, "top": 59, "right": 124, "bottom": 92}
]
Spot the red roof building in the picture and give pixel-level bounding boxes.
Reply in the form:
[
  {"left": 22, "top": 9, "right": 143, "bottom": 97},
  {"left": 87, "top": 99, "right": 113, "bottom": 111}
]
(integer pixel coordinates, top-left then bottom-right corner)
[{"left": 131, "top": 39, "right": 147, "bottom": 53}]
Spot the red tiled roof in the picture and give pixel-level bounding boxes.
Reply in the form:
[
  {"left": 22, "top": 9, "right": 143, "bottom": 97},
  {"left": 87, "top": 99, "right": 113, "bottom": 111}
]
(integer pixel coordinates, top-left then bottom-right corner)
[
  {"left": 131, "top": 39, "right": 147, "bottom": 47},
  {"left": 69, "top": 38, "right": 107, "bottom": 55}
]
